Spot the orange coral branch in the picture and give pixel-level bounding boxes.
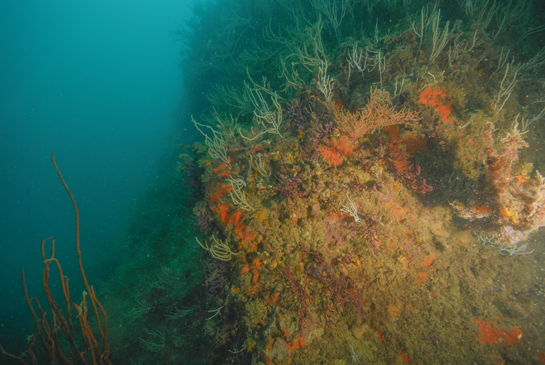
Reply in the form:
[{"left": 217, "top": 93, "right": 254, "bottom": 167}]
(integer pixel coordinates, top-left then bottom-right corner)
[
  {"left": 336, "top": 89, "right": 420, "bottom": 139},
  {"left": 2, "top": 153, "right": 113, "bottom": 364},
  {"left": 52, "top": 152, "right": 111, "bottom": 363}
]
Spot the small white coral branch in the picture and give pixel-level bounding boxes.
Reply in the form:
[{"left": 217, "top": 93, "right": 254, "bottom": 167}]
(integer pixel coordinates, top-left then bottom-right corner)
[
  {"left": 341, "top": 193, "right": 361, "bottom": 223},
  {"left": 196, "top": 236, "right": 239, "bottom": 261},
  {"left": 476, "top": 233, "right": 534, "bottom": 256},
  {"left": 226, "top": 177, "right": 254, "bottom": 211}
]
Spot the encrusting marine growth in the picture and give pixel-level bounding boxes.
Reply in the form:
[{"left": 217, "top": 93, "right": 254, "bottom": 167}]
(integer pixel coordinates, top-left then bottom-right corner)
[{"left": 178, "top": 1, "right": 545, "bottom": 363}]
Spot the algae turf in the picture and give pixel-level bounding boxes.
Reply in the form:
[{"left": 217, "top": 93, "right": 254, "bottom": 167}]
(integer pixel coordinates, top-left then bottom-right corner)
[{"left": 190, "top": 84, "right": 545, "bottom": 363}]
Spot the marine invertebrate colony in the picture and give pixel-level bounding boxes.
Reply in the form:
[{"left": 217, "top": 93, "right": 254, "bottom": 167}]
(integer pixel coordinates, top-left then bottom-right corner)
[
  {"left": 178, "top": 1, "right": 545, "bottom": 361},
  {"left": 86, "top": 0, "right": 545, "bottom": 363}
]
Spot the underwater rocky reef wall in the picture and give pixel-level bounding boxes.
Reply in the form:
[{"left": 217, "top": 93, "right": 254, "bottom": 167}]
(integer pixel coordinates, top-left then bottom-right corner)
[{"left": 103, "top": 0, "right": 545, "bottom": 364}]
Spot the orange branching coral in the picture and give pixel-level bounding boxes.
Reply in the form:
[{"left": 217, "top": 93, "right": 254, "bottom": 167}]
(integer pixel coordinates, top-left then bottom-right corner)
[
  {"left": 418, "top": 84, "right": 453, "bottom": 123},
  {"left": 336, "top": 89, "right": 420, "bottom": 139},
  {"left": 4, "top": 154, "right": 112, "bottom": 365}
]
